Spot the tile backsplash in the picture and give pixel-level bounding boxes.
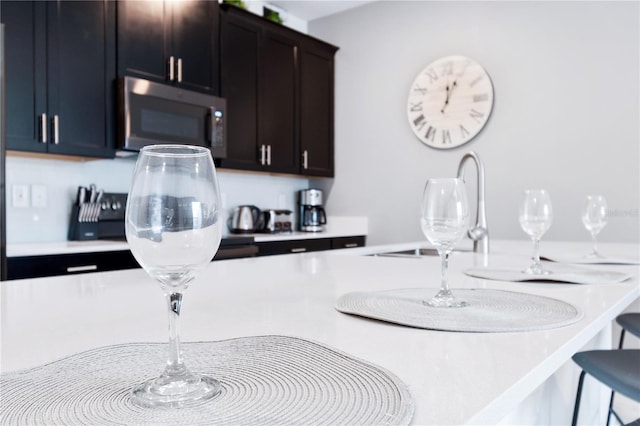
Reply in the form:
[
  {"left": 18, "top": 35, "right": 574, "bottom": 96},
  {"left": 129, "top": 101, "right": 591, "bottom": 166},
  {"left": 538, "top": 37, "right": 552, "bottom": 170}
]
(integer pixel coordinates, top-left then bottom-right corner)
[{"left": 5, "top": 155, "right": 310, "bottom": 244}]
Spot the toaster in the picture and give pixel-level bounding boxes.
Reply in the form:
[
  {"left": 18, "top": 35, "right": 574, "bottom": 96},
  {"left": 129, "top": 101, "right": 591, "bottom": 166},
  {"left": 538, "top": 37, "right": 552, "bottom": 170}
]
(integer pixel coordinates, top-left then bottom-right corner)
[{"left": 261, "top": 209, "right": 293, "bottom": 233}]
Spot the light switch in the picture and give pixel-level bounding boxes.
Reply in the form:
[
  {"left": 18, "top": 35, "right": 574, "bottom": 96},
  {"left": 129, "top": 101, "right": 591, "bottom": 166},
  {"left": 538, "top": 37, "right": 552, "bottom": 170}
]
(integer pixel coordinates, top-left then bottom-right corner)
[
  {"left": 12, "top": 184, "right": 29, "bottom": 208},
  {"left": 31, "top": 185, "right": 47, "bottom": 208}
]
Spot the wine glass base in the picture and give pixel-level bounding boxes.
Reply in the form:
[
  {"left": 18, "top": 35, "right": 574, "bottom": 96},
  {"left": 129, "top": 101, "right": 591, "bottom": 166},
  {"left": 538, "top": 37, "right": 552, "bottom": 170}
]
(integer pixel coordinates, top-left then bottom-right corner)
[
  {"left": 131, "top": 373, "right": 221, "bottom": 408},
  {"left": 522, "top": 265, "right": 552, "bottom": 275},
  {"left": 424, "top": 290, "right": 468, "bottom": 308},
  {"left": 584, "top": 251, "right": 606, "bottom": 259}
]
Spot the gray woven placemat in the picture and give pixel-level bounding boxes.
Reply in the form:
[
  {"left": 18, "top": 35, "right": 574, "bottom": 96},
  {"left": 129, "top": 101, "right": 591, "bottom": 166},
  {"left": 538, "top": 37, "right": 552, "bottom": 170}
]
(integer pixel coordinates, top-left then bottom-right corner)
[
  {"left": 336, "top": 288, "right": 583, "bottom": 332},
  {"left": 0, "top": 335, "right": 413, "bottom": 425}
]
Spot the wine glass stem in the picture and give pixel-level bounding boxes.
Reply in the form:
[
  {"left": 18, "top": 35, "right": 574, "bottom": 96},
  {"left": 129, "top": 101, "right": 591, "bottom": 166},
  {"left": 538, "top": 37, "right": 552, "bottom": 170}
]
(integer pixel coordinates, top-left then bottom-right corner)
[
  {"left": 532, "top": 237, "right": 541, "bottom": 268},
  {"left": 591, "top": 233, "right": 598, "bottom": 255},
  {"left": 166, "top": 292, "right": 186, "bottom": 375},
  {"left": 439, "top": 251, "right": 450, "bottom": 293}
]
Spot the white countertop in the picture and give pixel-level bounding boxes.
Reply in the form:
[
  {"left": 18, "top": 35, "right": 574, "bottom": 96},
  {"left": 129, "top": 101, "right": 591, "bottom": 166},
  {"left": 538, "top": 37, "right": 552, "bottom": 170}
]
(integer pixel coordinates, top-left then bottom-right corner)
[
  {"left": 1, "top": 239, "right": 638, "bottom": 424},
  {"left": 7, "top": 216, "right": 368, "bottom": 257}
]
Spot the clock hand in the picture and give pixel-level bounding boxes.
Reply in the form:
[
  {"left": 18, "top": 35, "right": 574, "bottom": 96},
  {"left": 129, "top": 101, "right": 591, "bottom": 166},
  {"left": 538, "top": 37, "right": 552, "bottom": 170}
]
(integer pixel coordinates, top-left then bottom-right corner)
[{"left": 441, "top": 80, "right": 458, "bottom": 113}]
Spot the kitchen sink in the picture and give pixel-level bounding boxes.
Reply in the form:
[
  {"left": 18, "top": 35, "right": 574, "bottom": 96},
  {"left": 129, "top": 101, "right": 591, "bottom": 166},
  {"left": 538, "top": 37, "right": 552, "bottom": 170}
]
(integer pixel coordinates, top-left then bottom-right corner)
[{"left": 370, "top": 248, "right": 471, "bottom": 258}]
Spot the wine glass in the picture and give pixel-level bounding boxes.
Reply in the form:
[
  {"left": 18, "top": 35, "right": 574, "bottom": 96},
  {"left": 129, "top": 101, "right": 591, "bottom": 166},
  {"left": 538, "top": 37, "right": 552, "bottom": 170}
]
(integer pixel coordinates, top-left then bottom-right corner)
[
  {"left": 125, "top": 145, "right": 223, "bottom": 408},
  {"left": 420, "top": 178, "right": 470, "bottom": 308},
  {"left": 582, "top": 195, "right": 608, "bottom": 258},
  {"left": 519, "top": 189, "right": 553, "bottom": 275}
]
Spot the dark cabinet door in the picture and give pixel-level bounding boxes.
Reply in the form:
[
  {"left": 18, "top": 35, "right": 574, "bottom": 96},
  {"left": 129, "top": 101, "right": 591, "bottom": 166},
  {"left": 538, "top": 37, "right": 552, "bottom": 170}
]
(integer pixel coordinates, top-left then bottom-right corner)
[
  {"left": 46, "top": 1, "right": 115, "bottom": 157},
  {"left": 169, "top": 0, "right": 219, "bottom": 93},
  {"left": 300, "top": 40, "right": 337, "bottom": 177},
  {"left": 219, "top": 10, "right": 260, "bottom": 171},
  {"left": 116, "top": 1, "right": 167, "bottom": 83},
  {"left": 1, "top": 1, "right": 115, "bottom": 158},
  {"left": 260, "top": 29, "right": 299, "bottom": 174},
  {"left": 117, "top": 0, "right": 218, "bottom": 94},
  {"left": 1, "top": 1, "right": 47, "bottom": 152}
]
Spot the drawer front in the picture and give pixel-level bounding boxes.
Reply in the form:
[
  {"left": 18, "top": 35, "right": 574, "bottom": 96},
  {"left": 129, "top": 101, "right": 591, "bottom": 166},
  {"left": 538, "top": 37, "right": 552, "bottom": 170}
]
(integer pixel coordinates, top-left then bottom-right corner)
[
  {"left": 257, "top": 238, "right": 332, "bottom": 256},
  {"left": 331, "top": 236, "right": 366, "bottom": 250},
  {"left": 7, "top": 251, "right": 140, "bottom": 280}
]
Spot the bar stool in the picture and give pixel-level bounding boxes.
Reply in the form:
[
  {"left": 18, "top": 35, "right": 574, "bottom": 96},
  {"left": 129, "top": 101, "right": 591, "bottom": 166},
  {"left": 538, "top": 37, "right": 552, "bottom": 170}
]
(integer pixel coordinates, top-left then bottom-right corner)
[
  {"left": 617, "top": 313, "right": 640, "bottom": 348},
  {"left": 607, "top": 313, "right": 640, "bottom": 426},
  {"left": 571, "top": 313, "right": 640, "bottom": 426}
]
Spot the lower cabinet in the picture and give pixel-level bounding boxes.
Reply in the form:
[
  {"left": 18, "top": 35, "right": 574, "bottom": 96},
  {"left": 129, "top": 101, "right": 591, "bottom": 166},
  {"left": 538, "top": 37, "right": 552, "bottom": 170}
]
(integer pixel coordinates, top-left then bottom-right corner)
[
  {"left": 257, "top": 236, "right": 366, "bottom": 256},
  {"left": 8, "top": 251, "right": 140, "bottom": 280}
]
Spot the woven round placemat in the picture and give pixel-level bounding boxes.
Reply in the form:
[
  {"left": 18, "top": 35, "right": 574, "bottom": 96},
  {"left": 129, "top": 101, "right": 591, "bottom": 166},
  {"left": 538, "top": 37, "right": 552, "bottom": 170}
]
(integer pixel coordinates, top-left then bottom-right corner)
[
  {"left": 336, "top": 288, "right": 583, "bottom": 332},
  {"left": 0, "top": 336, "right": 413, "bottom": 425}
]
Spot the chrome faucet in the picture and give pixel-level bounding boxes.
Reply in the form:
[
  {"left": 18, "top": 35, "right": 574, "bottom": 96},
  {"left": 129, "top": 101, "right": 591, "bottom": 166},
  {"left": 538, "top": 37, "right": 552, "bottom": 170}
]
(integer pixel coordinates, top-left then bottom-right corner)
[{"left": 457, "top": 152, "right": 489, "bottom": 254}]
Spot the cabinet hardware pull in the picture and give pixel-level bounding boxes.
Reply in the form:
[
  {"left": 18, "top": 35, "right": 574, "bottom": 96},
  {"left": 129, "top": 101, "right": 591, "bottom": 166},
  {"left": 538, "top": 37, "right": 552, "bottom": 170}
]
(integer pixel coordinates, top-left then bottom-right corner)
[
  {"left": 40, "top": 113, "right": 47, "bottom": 143},
  {"left": 302, "top": 150, "right": 308, "bottom": 169},
  {"left": 67, "top": 265, "right": 98, "bottom": 273},
  {"left": 260, "top": 145, "right": 266, "bottom": 165},
  {"left": 344, "top": 243, "right": 358, "bottom": 248},
  {"left": 266, "top": 145, "right": 271, "bottom": 166},
  {"left": 52, "top": 115, "right": 60, "bottom": 144},
  {"left": 177, "top": 58, "right": 182, "bottom": 83},
  {"left": 168, "top": 56, "right": 175, "bottom": 81},
  {"left": 290, "top": 247, "right": 306, "bottom": 253}
]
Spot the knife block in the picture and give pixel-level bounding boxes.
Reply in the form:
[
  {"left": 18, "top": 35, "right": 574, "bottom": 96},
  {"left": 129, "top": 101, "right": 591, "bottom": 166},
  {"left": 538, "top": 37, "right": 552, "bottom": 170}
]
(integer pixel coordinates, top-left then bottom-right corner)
[{"left": 67, "top": 205, "right": 99, "bottom": 241}]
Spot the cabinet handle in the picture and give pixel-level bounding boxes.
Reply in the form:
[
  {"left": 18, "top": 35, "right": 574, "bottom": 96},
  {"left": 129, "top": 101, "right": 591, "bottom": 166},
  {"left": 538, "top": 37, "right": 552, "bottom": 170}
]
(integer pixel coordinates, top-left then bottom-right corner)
[
  {"left": 168, "top": 56, "right": 175, "bottom": 81},
  {"left": 66, "top": 265, "right": 98, "bottom": 273},
  {"left": 52, "top": 115, "right": 60, "bottom": 144},
  {"left": 260, "top": 145, "right": 266, "bottom": 165},
  {"left": 177, "top": 58, "right": 182, "bottom": 83},
  {"left": 266, "top": 145, "right": 271, "bottom": 166},
  {"left": 344, "top": 243, "right": 359, "bottom": 248},
  {"left": 302, "top": 150, "right": 308, "bottom": 170},
  {"left": 39, "top": 113, "right": 47, "bottom": 143},
  {"left": 290, "top": 247, "right": 307, "bottom": 253}
]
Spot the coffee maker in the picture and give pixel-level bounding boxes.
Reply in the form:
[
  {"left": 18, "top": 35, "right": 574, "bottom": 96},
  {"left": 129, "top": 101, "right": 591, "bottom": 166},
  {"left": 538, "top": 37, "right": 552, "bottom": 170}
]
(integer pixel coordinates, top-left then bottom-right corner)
[{"left": 298, "top": 189, "right": 326, "bottom": 232}]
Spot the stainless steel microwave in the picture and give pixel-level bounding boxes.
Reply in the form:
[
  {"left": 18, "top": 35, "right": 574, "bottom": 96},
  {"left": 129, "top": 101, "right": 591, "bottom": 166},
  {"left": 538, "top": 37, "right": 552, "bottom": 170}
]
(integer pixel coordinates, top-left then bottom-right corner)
[{"left": 117, "top": 76, "right": 226, "bottom": 158}]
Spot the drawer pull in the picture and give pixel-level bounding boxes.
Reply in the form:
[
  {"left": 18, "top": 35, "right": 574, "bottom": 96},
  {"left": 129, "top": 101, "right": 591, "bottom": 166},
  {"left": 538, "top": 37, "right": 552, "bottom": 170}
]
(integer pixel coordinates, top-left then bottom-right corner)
[
  {"left": 66, "top": 265, "right": 98, "bottom": 273},
  {"left": 344, "top": 243, "right": 359, "bottom": 248},
  {"left": 290, "top": 247, "right": 307, "bottom": 253}
]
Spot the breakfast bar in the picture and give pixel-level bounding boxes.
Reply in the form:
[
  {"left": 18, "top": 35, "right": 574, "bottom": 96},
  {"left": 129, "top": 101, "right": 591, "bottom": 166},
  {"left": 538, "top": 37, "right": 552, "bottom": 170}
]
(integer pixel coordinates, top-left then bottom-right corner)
[{"left": 1, "top": 239, "right": 638, "bottom": 424}]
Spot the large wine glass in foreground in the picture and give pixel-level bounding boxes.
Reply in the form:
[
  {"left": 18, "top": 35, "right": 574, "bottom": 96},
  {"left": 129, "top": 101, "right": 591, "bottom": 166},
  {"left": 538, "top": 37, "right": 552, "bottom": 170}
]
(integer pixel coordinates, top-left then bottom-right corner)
[
  {"left": 519, "top": 189, "right": 553, "bottom": 275},
  {"left": 126, "top": 145, "right": 223, "bottom": 408},
  {"left": 582, "top": 195, "right": 608, "bottom": 258},
  {"left": 420, "top": 178, "right": 470, "bottom": 308}
]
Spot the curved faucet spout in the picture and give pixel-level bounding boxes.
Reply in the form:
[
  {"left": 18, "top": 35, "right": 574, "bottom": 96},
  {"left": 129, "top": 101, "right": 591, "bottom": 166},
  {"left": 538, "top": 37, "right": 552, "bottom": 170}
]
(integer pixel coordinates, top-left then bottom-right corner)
[{"left": 457, "top": 151, "right": 489, "bottom": 254}]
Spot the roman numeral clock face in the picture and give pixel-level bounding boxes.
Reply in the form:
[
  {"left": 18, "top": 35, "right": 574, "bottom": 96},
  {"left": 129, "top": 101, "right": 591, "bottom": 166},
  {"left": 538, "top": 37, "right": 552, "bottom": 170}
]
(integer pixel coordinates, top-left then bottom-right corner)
[{"left": 407, "top": 56, "right": 494, "bottom": 149}]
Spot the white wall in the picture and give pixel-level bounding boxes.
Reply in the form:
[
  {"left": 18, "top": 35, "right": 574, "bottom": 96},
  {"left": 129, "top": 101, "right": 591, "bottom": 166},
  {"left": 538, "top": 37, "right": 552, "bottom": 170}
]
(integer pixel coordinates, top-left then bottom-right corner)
[{"left": 309, "top": 0, "right": 640, "bottom": 246}]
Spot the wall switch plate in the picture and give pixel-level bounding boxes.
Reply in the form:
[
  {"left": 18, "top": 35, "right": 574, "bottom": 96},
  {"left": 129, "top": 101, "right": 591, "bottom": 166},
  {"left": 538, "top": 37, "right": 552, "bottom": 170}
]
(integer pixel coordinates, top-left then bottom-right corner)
[
  {"left": 31, "top": 184, "right": 47, "bottom": 208},
  {"left": 12, "top": 184, "right": 29, "bottom": 208}
]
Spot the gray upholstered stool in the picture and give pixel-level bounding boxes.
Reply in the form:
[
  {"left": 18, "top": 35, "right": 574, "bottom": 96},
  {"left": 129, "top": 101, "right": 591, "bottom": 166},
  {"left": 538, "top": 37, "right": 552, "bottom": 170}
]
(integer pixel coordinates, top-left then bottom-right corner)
[
  {"left": 571, "top": 312, "right": 640, "bottom": 426},
  {"left": 571, "top": 349, "right": 640, "bottom": 426},
  {"left": 603, "top": 313, "right": 640, "bottom": 426},
  {"left": 618, "top": 313, "right": 640, "bottom": 346}
]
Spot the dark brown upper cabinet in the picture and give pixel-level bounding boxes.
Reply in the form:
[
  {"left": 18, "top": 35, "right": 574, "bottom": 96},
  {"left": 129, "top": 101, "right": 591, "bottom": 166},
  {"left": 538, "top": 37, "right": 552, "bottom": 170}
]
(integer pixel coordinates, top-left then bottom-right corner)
[
  {"left": 1, "top": 0, "right": 116, "bottom": 158},
  {"left": 117, "top": 0, "right": 220, "bottom": 94},
  {"left": 219, "top": 5, "right": 338, "bottom": 177}
]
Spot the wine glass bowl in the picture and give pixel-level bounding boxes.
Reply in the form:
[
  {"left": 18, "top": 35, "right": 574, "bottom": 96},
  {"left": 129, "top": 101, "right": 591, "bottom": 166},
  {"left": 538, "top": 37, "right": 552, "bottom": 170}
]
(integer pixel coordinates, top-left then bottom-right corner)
[
  {"left": 125, "top": 145, "right": 223, "bottom": 408},
  {"left": 582, "top": 195, "right": 607, "bottom": 258},
  {"left": 420, "top": 178, "right": 470, "bottom": 308},
  {"left": 519, "top": 189, "right": 553, "bottom": 275}
]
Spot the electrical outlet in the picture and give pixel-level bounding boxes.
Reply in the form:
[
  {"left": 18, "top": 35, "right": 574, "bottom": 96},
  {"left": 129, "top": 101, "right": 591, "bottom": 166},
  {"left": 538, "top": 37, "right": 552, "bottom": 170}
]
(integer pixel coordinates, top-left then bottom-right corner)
[
  {"left": 12, "top": 184, "right": 29, "bottom": 208},
  {"left": 31, "top": 185, "right": 47, "bottom": 208}
]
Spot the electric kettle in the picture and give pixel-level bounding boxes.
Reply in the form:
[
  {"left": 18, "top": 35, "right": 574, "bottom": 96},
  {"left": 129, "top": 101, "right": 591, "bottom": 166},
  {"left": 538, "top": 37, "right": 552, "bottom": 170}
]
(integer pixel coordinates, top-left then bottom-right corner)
[{"left": 228, "top": 205, "right": 263, "bottom": 233}]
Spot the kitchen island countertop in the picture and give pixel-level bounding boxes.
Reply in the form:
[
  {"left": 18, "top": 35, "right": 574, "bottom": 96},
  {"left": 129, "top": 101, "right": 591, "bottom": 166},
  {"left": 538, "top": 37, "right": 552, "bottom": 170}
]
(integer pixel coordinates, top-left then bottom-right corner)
[{"left": 1, "top": 239, "right": 638, "bottom": 424}]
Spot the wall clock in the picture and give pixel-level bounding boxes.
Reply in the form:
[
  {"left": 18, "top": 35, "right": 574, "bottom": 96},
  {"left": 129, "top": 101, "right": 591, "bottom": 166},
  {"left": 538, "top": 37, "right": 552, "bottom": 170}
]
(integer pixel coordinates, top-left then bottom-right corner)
[{"left": 407, "top": 55, "right": 494, "bottom": 149}]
